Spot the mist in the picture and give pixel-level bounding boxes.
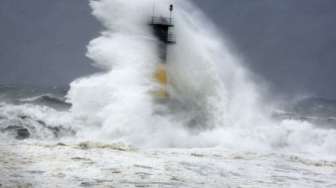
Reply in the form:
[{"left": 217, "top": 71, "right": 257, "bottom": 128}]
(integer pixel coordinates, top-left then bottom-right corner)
[{"left": 0, "top": 0, "right": 336, "bottom": 99}]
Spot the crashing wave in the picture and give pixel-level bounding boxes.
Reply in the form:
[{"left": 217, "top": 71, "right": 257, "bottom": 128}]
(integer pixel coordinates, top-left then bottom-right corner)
[
  {"left": 19, "top": 94, "right": 71, "bottom": 109},
  {"left": 0, "top": 104, "right": 76, "bottom": 140},
  {"left": 0, "top": 0, "right": 335, "bottom": 158}
]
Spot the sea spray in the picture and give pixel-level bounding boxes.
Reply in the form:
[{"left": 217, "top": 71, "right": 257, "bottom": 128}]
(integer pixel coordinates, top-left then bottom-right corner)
[
  {"left": 0, "top": 0, "right": 325, "bottom": 155},
  {"left": 66, "top": 0, "right": 243, "bottom": 146},
  {"left": 1, "top": 1, "right": 336, "bottom": 187}
]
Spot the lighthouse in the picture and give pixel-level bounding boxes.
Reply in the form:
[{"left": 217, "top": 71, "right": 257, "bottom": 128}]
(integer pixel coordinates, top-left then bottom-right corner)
[{"left": 150, "top": 4, "right": 175, "bottom": 99}]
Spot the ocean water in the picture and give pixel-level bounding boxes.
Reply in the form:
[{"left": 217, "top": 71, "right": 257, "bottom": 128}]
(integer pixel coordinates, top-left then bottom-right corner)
[{"left": 1, "top": 0, "right": 336, "bottom": 187}]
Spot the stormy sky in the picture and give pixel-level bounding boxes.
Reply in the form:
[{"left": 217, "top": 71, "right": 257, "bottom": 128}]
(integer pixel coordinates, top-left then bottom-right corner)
[{"left": 0, "top": 0, "right": 335, "bottom": 99}]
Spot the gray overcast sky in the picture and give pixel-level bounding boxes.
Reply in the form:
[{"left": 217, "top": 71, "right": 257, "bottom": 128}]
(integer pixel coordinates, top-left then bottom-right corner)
[{"left": 0, "top": 0, "right": 336, "bottom": 99}]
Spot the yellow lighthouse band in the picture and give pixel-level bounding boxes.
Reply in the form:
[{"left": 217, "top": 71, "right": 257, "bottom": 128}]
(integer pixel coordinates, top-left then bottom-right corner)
[{"left": 153, "top": 63, "right": 169, "bottom": 98}]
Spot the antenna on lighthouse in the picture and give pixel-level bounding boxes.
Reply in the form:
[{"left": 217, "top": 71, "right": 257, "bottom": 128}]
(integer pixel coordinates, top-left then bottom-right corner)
[{"left": 169, "top": 4, "right": 174, "bottom": 23}]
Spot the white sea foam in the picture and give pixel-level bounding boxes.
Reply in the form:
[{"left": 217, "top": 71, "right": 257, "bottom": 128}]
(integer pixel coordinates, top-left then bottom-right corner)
[
  {"left": 0, "top": 0, "right": 331, "bottom": 158},
  {"left": 1, "top": 1, "right": 335, "bottom": 187},
  {"left": 64, "top": 0, "right": 336, "bottom": 157}
]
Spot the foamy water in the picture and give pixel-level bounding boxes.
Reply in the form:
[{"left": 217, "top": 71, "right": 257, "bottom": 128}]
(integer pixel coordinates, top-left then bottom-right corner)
[
  {"left": 64, "top": 0, "right": 336, "bottom": 155},
  {"left": 0, "top": 0, "right": 335, "bottom": 187}
]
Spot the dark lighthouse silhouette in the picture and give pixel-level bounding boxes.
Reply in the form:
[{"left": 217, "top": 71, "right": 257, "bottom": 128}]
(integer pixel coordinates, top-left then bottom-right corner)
[
  {"left": 150, "top": 4, "right": 175, "bottom": 99},
  {"left": 150, "top": 4, "right": 175, "bottom": 61}
]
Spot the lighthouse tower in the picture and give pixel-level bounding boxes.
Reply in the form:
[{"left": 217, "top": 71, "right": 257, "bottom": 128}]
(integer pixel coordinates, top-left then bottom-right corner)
[{"left": 150, "top": 4, "right": 175, "bottom": 99}]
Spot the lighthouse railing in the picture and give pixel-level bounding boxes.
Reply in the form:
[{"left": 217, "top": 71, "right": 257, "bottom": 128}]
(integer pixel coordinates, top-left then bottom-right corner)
[{"left": 151, "top": 17, "right": 174, "bottom": 26}]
